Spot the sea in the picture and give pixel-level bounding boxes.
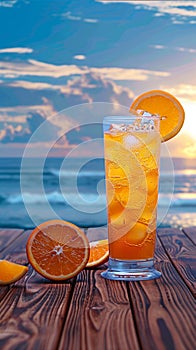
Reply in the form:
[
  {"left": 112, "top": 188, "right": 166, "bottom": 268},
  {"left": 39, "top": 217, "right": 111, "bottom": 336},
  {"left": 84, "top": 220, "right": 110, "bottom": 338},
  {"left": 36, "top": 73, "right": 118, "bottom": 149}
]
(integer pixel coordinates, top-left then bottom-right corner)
[{"left": 0, "top": 157, "right": 196, "bottom": 229}]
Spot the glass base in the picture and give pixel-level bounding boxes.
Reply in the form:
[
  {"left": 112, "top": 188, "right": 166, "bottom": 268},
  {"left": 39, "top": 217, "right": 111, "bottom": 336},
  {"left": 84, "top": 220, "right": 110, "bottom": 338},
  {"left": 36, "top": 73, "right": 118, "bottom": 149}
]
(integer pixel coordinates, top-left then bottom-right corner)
[{"left": 101, "top": 258, "right": 161, "bottom": 281}]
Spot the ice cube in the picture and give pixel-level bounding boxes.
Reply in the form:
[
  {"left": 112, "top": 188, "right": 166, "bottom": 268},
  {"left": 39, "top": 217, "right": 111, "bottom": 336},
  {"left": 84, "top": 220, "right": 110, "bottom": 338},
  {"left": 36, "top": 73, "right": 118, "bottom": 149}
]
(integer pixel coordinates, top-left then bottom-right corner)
[
  {"left": 123, "top": 135, "right": 141, "bottom": 148},
  {"left": 125, "top": 222, "right": 148, "bottom": 245},
  {"left": 146, "top": 169, "right": 159, "bottom": 195},
  {"left": 110, "top": 124, "right": 126, "bottom": 132}
]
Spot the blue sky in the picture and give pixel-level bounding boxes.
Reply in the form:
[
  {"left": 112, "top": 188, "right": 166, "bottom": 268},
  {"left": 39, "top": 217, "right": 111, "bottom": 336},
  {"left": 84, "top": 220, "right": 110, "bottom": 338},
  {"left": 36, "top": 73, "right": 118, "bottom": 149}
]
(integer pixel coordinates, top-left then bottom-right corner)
[{"left": 0, "top": 0, "right": 196, "bottom": 157}]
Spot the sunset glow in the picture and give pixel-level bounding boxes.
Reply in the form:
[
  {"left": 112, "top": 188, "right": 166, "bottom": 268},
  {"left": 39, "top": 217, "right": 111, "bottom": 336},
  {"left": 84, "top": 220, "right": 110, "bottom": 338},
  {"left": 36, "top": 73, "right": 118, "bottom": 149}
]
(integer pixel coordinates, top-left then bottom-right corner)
[
  {"left": 183, "top": 101, "right": 196, "bottom": 140},
  {"left": 0, "top": 0, "right": 195, "bottom": 159}
]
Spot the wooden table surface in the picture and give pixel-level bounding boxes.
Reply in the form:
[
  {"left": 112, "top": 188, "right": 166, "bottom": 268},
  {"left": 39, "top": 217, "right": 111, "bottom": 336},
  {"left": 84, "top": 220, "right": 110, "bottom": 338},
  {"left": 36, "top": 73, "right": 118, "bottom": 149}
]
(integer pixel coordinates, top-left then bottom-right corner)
[{"left": 0, "top": 226, "right": 195, "bottom": 350}]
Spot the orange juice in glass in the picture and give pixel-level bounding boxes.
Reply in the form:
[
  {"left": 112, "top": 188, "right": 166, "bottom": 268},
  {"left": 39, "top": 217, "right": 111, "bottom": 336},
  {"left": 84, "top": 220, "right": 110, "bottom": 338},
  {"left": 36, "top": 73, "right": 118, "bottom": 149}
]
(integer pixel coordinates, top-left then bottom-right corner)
[{"left": 101, "top": 111, "right": 161, "bottom": 281}]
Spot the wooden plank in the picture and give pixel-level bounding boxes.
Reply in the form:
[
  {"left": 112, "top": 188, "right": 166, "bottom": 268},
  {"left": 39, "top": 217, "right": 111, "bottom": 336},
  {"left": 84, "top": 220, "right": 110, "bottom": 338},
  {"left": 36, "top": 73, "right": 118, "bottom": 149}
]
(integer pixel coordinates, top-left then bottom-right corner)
[
  {"left": 0, "top": 229, "right": 74, "bottom": 350},
  {"left": 0, "top": 230, "right": 31, "bottom": 265},
  {"left": 183, "top": 226, "right": 196, "bottom": 245},
  {"left": 158, "top": 228, "right": 195, "bottom": 295},
  {"left": 0, "top": 271, "right": 75, "bottom": 350},
  {"left": 1, "top": 226, "right": 195, "bottom": 350},
  {"left": 127, "top": 234, "right": 195, "bottom": 350},
  {"left": 59, "top": 268, "right": 140, "bottom": 350},
  {"left": 0, "top": 228, "right": 24, "bottom": 253}
]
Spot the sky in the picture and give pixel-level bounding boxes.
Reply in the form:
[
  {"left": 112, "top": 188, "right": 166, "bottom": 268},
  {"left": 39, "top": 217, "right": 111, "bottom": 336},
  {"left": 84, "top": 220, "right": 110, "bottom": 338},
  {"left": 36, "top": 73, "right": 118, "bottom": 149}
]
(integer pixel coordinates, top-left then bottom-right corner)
[{"left": 0, "top": 0, "right": 196, "bottom": 158}]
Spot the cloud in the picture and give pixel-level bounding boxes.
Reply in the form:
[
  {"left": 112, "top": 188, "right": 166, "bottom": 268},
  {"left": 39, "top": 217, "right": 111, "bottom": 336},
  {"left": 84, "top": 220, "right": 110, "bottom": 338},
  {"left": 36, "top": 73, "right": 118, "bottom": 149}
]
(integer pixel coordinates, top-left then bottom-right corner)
[
  {"left": 97, "top": 1, "right": 196, "bottom": 22},
  {"left": 150, "top": 45, "right": 166, "bottom": 50},
  {"left": 0, "top": 58, "right": 170, "bottom": 80},
  {"left": 60, "top": 11, "right": 99, "bottom": 23},
  {"left": 92, "top": 67, "right": 169, "bottom": 80},
  {"left": 73, "top": 55, "right": 86, "bottom": 60},
  {"left": 0, "top": 114, "right": 26, "bottom": 123},
  {"left": 0, "top": 104, "right": 55, "bottom": 122},
  {"left": 0, "top": 123, "right": 30, "bottom": 143},
  {"left": 1, "top": 75, "right": 196, "bottom": 159},
  {"left": 0, "top": 47, "right": 33, "bottom": 54},
  {"left": 176, "top": 47, "right": 196, "bottom": 54},
  {"left": 64, "top": 72, "right": 134, "bottom": 104},
  {"left": 0, "top": 72, "right": 134, "bottom": 109},
  {"left": 83, "top": 18, "right": 99, "bottom": 23},
  {"left": 166, "top": 132, "right": 196, "bottom": 159},
  {"left": 7, "top": 80, "right": 62, "bottom": 91},
  {"left": 0, "top": 72, "right": 135, "bottom": 144},
  {"left": 0, "top": 81, "right": 50, "bottom": 107},
  {"left": 161, "top": 84, "right": 196, "bottom": 100},
  {"left": 0, "top": 72, "right": 135, "bottom": 154},
  {"left": 0, "top": 0, "right": 17, "bottom": 7},
  {"left": 0, "top": 60, "right": 82, "bottom": 78},
  {"left": 0, "top": 111, "right": 60, "bottom": 143},
  {"left": 63, "top": 12, "right": 81, "bottom": 21},
  {"left": 150, "top": 44, "right": 196, "bottom": 54}
]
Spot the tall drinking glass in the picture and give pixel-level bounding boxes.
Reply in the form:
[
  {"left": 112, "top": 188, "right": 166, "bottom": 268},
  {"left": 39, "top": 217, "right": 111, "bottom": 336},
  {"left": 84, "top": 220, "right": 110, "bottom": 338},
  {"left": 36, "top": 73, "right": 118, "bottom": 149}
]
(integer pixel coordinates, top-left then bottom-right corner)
[{"left": 101, "top": 111, "right": 161, "bottom": 281}]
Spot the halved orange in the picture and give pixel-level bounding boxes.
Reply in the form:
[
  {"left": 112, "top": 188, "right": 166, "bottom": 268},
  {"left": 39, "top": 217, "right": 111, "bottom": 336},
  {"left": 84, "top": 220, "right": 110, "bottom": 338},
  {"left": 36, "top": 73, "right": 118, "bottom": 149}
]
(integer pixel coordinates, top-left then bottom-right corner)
[
  {"left": 26, "top": 220, "right": 90, "bottom": 281},
  {"left": 86, "top": 239, "right": 109, "bottom": 268},
  {"left": 0, "top": 260, "right": 28, "bottom": 285},
  {"left": 130, "top": 90, "right": 185, "bottom": 142}
]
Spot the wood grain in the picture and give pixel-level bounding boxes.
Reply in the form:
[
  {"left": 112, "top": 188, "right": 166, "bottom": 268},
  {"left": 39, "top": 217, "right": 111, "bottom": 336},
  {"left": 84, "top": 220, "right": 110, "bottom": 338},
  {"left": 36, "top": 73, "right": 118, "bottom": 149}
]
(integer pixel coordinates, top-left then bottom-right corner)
[
  {"left": 0, "top": 230, "right": 31, "bottom": 266},
  {"left": 59, "top": 268, "right": 140, "bottom": 350},
  {"left": 158, "top": 228, "right": 196, "bottom": 295},
  {"left": 0, "top": 227, "right": 196, "bottom": 350},
  {"left": 0, "top": 229, "right": 30, "bottom": 301},
  {"left": 127, "top": 235, "right": 195, "bottom": 350},
  {"left": 183, "top": 226, "right": 196, "bottom": 245},
  {"left": 0, "top": 271, "right": 75, "bottom": 350},
  {"left": 0, "top": 230, "right": 75, "bottom": 350},
  {"left": 0, "top": 228, "right": 24, "bottom": 253}
]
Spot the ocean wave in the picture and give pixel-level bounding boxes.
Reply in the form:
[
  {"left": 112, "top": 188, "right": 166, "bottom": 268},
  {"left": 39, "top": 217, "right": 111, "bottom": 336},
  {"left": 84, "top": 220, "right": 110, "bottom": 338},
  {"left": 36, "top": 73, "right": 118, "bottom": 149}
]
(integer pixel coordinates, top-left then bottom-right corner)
[
  {"left": 6, "top": 191, "right": 106, "bottom": 205},
  {"left": 158, "top": 193, "right": 196, "bottom": 207},
  {"left": 4, "top": 191, "right": 196, "bottom": 208},
  {"left": 160, "top": 171, "right": 196, "bottom": 178},
  {"left": 0, "top": 168, "right": 195, "bottom": 180},
  {"left": 50, "top": 169, "right": 104, "bottom": 178},
  {"left": 7, "top": 192, "right": 65, "bottom": 204}
]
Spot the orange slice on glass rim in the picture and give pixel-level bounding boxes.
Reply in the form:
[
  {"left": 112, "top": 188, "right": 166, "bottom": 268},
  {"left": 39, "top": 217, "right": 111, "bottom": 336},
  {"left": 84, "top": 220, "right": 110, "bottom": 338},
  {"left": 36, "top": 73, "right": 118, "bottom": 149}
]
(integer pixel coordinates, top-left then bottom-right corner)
[
  {"left": 0, "top": 260, "right": 28, "bottom": 285},
  {"left": 130, "top": 90, "right": 185, "bottom": 142},
  {"left": 86, "top": 239, "right": 109, "bottom": 268},
  {"left": 26, "top": 220, "right": 90, "bottom": 281}
]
